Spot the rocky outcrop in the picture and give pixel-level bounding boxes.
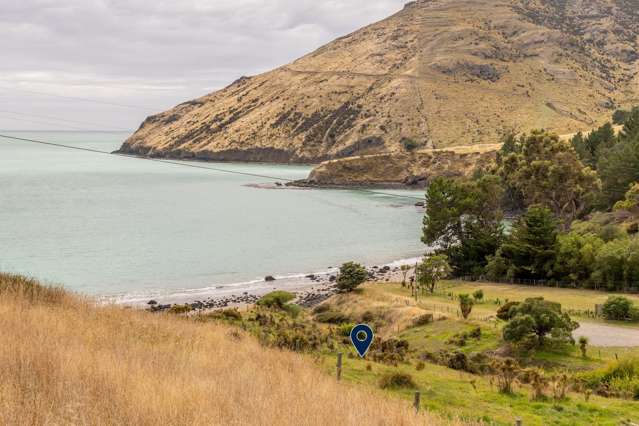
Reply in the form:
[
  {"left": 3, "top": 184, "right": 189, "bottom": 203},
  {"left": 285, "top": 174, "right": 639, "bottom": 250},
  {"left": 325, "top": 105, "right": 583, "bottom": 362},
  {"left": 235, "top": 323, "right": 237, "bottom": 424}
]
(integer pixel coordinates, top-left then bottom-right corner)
[
  {"left": 298, "top": 146, "right": 499, "bottom": 187},
  {"left": 119, "top": 0, "right": 639, "bottom": 164}
]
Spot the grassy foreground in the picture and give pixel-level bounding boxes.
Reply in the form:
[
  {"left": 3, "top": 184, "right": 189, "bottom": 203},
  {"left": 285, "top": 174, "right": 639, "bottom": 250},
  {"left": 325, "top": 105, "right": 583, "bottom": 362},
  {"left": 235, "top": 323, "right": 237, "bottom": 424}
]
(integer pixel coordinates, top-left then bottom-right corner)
[{"left": 0, "top": 273, "right": 464, "bottom": 426}]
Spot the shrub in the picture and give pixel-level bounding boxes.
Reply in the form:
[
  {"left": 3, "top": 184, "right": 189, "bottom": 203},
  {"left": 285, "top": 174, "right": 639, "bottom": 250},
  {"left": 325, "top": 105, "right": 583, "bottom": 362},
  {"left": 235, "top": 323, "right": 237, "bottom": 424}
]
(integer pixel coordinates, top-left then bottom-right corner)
[
  {"left": 578, "top": 336, "right": 589, "bottom": 358},
  {"left": 415, "top": 361, "right": 425, "bottom": 371},
  {"left": 496, "top": 301, "right": 520, "bottom": 321},
  {"left": 379, "top": 373, "right": 417, "bottom": 389},
  {"left": 337, "top": 323, "right": 356, "bottom": 337},
  {"left": 473, "top": 289, "right": 484, "bottom": 302},
  {"left": 282, "top": 303, "right": 302, "bottom": 318},
  {"left": 459, "top": 294, "right": 474, "bottom": 319},
  {"left": 412, "top": 313, "right": 434, "bottom": 327},
  {"left": 503, "top": 298, "right": 578, "bottom": 348},
  {"left": 336, "top": 262, "right": 368, "bottom": 292},
  {"left": 257, "top": 291, "right": 295, "bottom": 309},
  {"left": 312, "top": 304, "right": 330, "bottom": 314},
  {"left": 602, "top": 296, "right": 634, "bottom": 321},
  {"left": 314, "top": 310, "right": 349, "bottom": 324},
  {"left": 447, "top": 351, "right": 469, "bottom": 371},
  {"left": 580, "top": 358, "right": 639, "bottom": 399},
  {"left": 401, "top": 137, "right": 419, "bottom": 152},
  {"left": 168, "top": 304, "right": 192, "bottom": 314}
]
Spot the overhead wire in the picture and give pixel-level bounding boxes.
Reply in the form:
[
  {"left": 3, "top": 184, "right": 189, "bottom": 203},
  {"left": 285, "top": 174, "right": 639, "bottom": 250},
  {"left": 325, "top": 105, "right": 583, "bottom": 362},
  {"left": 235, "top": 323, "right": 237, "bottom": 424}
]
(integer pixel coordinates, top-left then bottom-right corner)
[{"left": 0, "top": 133, "right": 425, "bottom": 201}]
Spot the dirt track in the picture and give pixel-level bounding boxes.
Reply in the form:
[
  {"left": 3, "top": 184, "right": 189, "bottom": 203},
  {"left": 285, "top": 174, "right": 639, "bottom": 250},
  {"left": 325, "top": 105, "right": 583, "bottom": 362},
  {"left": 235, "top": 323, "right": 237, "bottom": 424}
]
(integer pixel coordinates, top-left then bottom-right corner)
[{"left": 573, "top": 322, "right": 639, "bottom": 347}]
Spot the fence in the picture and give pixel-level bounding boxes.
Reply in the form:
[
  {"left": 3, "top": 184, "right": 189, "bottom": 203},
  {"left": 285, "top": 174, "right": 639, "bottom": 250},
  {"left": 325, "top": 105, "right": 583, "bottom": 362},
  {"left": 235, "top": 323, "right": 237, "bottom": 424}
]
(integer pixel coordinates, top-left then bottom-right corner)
[{"left": 456, "top": 276, "right": 639, "bottom": 294}]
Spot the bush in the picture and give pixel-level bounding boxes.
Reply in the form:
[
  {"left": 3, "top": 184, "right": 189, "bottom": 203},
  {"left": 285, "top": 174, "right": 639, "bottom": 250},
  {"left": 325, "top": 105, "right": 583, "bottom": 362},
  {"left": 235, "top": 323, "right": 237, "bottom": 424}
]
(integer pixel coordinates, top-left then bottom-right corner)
[
  {"left": 312, "top": 304, "right": 330, "bottom": 314},
  {"left": 379, "top": 372, "right": 417, "bottom": 389},
  {"left": 496, "top": 301, "right": 520, "bottom": 321},
  {"left": 502, "top": 298, "right": 578, "bottom": 348},
  {"left": 401, "top": 137, "right": 419, "bottom": 152},
  {"left": 412, "top": 313, "right": 434, "bottom": 327},
  {"left": 336, "top": 262, "right": 368, "bottom": 292},
  {"left": 282, "top": 303, "right": 302, "bottom": 318},
  {"left": 257, "top": 291, "right": 295, "bottom": 309},
  {"left": 602, "top": 296, "right": 634, "bottom": 321},
  {"left": 459, "top": 294, "right": 474, "bottom": 319},
  {"left": 168, "top": 304, "right": 192, "bottom": 314},
  {"left": 580, "top": 358, "right": 639, "bottom": 399},
  {"left": 314, "top": 310, "right": 350, "bottom": 324},
  {"left": 337, "top": 323, "right": 356, "bottom": 337},
  {"left": 473, "top": 289, "right": 484, "bottom": 302}
]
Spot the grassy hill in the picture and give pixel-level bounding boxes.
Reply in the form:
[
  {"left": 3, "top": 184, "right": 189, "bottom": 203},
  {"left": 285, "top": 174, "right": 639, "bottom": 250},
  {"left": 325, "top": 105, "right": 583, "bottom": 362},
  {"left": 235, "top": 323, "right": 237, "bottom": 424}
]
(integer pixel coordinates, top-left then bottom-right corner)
[
  {"left": 119, "top": 0, "right": 639, "bottom": 163},
  {"left": 0, "top": 273, "right": 459, "bottom": 426}
]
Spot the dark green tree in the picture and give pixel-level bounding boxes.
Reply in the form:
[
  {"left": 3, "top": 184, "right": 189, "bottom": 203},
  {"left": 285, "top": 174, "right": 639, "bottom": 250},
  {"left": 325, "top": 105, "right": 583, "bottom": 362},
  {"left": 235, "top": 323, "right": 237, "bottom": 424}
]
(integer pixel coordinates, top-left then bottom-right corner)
[
  {"left": 503, "top": 298, "right": 578, "bottom": 347},
  {"left": 570, "top": 123, "right": 616, "bottom": 168},
  {"left": 602, "top": 296, "right": 634, "bottom": 320},
  {"left": 500, "top": 206, "right": 558, "bottom": 280},
  {"left": 496, "top": 130, "right": 601, "bottom": 228},
  {"left": 598, "top": 135, "right": 639, "bottom": 206},
  {"left": 336, "top": 262, "right": 368, "bottom": 292},
  {"left": 422, "top": 175, "right": 504, "bottom": 276}
]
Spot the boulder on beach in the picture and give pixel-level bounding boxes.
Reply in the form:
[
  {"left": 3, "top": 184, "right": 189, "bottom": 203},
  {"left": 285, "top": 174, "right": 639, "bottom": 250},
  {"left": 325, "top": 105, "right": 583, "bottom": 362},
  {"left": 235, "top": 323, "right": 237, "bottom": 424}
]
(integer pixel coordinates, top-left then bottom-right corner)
[{"left": 265, "top": 276, "right": 276, "bottom": 282}]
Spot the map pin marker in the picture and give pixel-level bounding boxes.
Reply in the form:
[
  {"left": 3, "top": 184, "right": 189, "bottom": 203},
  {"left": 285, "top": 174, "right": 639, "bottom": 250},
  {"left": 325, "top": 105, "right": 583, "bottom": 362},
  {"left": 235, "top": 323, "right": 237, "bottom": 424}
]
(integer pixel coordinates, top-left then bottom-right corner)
[{"left": 350, "top": 324, "right": 374, "bottom": 358}]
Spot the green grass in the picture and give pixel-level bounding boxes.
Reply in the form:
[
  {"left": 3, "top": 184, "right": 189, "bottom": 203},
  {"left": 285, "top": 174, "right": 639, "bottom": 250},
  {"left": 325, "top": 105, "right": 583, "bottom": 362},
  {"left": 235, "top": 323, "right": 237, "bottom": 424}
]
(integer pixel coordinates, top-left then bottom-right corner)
[{"left": 321, "top": 351, "right": 639, "bottom": 426}]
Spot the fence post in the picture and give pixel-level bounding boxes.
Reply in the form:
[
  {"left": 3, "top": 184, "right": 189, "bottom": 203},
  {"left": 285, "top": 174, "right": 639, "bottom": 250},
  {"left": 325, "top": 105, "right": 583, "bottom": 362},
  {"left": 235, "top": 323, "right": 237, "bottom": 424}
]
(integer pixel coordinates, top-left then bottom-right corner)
[
  {"left": 413, "top": 391, "right": 421, "bottom": 413},
  {"left": 336, "top": 353, "right": 343, "bottom": 381},
  {"left": 515, "top": 418, "right": 522, "bottom": 426}
]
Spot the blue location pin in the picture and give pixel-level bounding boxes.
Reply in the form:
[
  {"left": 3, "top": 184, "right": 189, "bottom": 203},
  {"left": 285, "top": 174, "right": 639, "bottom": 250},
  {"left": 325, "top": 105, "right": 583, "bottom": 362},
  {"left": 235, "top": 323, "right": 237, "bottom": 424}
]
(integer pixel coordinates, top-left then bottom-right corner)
[{"left": 350, "top": 324, "right": 374, "bottom": 358}]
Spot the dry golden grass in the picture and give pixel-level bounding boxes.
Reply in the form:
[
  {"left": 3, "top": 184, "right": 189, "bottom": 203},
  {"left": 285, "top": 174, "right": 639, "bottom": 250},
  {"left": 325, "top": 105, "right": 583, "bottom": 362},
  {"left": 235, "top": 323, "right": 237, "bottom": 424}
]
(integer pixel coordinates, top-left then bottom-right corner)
[{"left": 0, "top": 273, "right": 466, "bottom": 426}]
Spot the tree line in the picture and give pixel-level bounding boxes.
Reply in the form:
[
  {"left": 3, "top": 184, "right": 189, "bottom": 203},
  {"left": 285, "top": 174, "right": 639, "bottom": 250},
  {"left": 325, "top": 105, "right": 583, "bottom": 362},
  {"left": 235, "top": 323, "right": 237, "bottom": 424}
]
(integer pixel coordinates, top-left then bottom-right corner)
[{"left": 422, "top": 107, "right": 639, "bottom": 292}]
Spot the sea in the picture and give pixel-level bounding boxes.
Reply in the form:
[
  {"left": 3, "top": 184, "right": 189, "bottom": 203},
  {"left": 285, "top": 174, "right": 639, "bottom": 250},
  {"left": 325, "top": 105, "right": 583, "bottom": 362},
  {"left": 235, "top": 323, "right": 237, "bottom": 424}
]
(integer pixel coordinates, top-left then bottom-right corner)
[{"left": 0, "top": 131, "right": 426, "bottom": 304}]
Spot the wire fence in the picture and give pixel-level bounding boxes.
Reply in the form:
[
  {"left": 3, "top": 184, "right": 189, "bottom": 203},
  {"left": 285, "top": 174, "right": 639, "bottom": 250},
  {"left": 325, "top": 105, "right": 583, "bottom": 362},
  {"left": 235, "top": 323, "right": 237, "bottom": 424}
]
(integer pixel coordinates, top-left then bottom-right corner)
[{"left": 455, "top": 276, "right": 639, "bottom": 294}]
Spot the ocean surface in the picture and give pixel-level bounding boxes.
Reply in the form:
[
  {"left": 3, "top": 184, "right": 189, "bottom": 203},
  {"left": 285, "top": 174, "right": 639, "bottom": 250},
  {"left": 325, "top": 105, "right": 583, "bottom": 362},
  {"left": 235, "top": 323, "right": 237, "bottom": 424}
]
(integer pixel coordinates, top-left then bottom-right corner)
[{"left": 0, "top": 131, "right": 426, "bottom": 303}]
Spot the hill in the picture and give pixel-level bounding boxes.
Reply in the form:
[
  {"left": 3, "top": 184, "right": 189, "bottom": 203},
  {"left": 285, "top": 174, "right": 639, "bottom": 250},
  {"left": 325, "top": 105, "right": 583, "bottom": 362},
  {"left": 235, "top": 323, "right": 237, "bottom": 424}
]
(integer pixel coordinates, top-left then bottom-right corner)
[
  {"left": 119, "top": 0, "right": 639, "bottom": 163},
  {"left": 0, "top": 273, "right": 457, "bottom": 425}
]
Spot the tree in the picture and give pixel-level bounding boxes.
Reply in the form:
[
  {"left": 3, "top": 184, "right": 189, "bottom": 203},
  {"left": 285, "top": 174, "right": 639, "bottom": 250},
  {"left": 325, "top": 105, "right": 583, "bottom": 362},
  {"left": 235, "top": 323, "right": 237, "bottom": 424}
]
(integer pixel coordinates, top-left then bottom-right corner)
[
  {"left": 422, "top": 175, "right": 504, "bottom": 276},
  {"left": 613, "top": 182, "right": 639, "bottom": 211},
  {"left": 415, "top": 255, "right": 451, "bottom": 296},
  {"left": 336, "top": 262, "right": 368, "bottom": 292},
  {"left": 598, "top": 136, "right": 639, "bottom": 207},
  {"left": 552, "top": 231, "right": 604, "bottom": 285},
  {"left": 502, "top": 298, "right": 578, "bottom": 347},
  {"left": 459, "top": 294, "right": 474, "bottom": 319},
  {"left": 570, "top": 123, "right": 616, "bottom": 168},
  {"left": 500, "top": 206, "right": 558, "bottom": 280},
  {"left": 602, "top": 296, "right": 634, "bottom": 320},
  {"left": 496, "top": 130, "right": 601, "bottom": 228}
]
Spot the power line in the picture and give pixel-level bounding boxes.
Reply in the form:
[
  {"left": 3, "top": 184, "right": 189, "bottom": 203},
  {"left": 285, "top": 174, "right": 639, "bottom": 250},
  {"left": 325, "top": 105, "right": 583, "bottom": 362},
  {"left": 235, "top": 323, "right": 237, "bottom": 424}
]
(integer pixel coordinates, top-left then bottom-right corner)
[{"left": 0, "top": 133, "right": 424, "bottom": 201}]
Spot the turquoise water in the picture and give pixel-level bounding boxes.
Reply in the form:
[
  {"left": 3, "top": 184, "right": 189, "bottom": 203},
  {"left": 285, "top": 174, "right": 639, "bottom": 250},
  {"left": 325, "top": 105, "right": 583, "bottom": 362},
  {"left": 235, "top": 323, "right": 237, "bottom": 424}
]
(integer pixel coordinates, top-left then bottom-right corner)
[{"left": 0, "top": 131, "right": 425, "bottom": 302}]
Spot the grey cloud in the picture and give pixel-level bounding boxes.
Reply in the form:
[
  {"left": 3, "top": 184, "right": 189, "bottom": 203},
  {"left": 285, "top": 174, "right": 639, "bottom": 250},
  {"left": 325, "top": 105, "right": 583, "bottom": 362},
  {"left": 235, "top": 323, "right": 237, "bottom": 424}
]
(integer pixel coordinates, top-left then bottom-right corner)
[{"left": 0, "top": 0, "right": 404, "bottom": 131}]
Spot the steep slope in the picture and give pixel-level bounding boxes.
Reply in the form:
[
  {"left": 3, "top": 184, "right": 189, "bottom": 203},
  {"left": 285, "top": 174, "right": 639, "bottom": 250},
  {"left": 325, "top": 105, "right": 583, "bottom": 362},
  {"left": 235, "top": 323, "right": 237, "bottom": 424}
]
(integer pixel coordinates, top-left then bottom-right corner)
[
  {"left": 0, "top": 273, "right": 453, "bottom": 425},
  {"left": 119, "top": 0, "right": 639, "bottom": 163}
]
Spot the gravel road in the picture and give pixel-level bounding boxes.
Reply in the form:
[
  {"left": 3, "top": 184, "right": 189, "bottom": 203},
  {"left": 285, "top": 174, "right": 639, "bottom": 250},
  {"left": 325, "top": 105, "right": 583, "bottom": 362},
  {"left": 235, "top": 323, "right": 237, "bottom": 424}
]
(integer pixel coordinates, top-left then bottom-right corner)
[{"left": 573, "top": 322, "right": 639, "bottom": 347}]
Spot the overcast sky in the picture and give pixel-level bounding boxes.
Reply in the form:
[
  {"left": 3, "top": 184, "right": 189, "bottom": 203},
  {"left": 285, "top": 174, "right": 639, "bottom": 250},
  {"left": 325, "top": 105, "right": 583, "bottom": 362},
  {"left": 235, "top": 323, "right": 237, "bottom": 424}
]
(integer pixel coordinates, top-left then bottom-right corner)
[{"left": 0, "top": 0, "right": 405, "bottom": 131}]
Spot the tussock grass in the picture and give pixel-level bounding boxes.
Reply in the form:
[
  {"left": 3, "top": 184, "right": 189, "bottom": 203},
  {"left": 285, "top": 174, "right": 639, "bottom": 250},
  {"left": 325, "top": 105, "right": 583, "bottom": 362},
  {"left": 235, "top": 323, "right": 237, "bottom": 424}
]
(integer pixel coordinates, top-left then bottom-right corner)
[{"left": 0, "top": 274, "right": 461, "bottom": 425}]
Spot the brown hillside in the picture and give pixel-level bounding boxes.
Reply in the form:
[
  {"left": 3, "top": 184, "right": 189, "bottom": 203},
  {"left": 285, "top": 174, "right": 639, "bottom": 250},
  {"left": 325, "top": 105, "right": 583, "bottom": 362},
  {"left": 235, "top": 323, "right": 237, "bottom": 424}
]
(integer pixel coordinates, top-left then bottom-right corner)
[
  {"left": 119, "top": 0, "right": 639, "bottom": 163},
  {"left": 0, "top": 273, "right": 462, "bottom": 425}
]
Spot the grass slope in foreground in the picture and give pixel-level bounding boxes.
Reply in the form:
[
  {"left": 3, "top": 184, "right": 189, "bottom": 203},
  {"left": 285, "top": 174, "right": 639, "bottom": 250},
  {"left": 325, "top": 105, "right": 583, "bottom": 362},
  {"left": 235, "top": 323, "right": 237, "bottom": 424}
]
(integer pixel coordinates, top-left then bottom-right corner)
[{"left": 0, "top": 273, "right": 462, "bottom": 426}]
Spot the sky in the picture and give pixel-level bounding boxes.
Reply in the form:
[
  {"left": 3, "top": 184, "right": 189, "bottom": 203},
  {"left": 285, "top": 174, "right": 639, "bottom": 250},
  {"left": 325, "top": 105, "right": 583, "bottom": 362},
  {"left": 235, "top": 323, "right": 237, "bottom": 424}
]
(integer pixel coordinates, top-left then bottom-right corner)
[{"left": 0, "top": 0, "right": 405, "bottom": 132}]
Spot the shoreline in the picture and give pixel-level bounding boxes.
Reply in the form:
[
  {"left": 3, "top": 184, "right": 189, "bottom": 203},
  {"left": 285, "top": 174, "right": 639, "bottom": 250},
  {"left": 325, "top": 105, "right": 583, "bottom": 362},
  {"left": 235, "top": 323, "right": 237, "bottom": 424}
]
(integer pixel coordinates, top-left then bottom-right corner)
[{"left": 108, "top": 255, "right": 424, "bottom": 313}]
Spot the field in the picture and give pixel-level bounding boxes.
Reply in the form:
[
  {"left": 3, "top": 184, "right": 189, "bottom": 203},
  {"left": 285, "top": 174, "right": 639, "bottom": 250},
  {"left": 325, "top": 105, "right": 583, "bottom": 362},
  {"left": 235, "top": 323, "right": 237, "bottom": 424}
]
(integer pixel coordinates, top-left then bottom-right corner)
[
  {"left": 304, "top": 281, "right": 639, "bottom": 425},
  {"left": 0, "top": 273, "right": 458, "bottom": 426}
]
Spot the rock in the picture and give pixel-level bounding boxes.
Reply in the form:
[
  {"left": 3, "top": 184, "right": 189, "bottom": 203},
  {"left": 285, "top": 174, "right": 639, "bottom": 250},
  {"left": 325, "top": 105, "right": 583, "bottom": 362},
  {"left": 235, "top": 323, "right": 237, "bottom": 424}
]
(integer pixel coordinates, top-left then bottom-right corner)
[
  {"left": 265, "top": 276, "right": 276, "bottom": 282},
  {"left": 147, "top": 300, "right": 158, "bottom": 306},
  {"left": 329, "top": 275, "right": 337, "bottom": 282},
  {"left": 414, "top": 201, "right": 425, "bottom": 207}
]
